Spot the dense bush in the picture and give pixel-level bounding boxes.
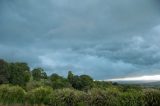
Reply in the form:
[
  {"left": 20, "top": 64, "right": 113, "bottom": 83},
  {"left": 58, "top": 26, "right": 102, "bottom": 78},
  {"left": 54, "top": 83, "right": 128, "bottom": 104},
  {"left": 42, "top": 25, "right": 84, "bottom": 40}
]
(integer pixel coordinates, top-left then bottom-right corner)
[
  {"left": 26, "top": 86, "right": 53, "bottom": 105},
  {"left": 0, "top": 84, "right": 26, "bottom": 104},
  {"left": 144, "top": 89, "right": 160, "bottom": 106},
  {"left": 49, "top": 88, "right": 88, "bottom": 106},
  {"left": 87, "top": 88, "right": 119, "bottom": 106},
  {"left": 2, "top": 84, "right": 160, "bottom": 106},
  {"left": 26, "top": 80, "right": 45, "bottom": 91},
  {"left": 119, "top": 90, "right": 144, "bottom": 106}
]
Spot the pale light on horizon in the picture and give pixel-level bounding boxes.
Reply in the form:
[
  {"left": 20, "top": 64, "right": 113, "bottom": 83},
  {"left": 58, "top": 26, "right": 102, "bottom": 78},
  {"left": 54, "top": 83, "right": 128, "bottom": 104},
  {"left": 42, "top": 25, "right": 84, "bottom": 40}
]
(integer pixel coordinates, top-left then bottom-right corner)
[{"left": 106, "top": 75, "right": 160, "bottom": 82}]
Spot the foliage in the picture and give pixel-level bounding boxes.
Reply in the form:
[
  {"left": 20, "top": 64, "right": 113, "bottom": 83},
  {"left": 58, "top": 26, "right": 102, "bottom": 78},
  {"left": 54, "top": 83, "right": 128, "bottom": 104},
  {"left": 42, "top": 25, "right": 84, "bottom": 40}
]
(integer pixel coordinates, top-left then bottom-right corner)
[
  {"left": 119, "top": 90, "right": 144, "bottom": 106},
  {"left": 87, "top": 88, "right": 119, "bottom": 106},
  {"left": 0, "top": 84, "right": 26, "bottom": 104},
  {"left": 119, "top": 84, "right": 143, "bottom": 92},
  {"left": 8, "top": 62, "right": 31, "bottom": 86},
  {"left": 26, "top": 80, "right": 45, "bottom": 91},
  {"left": 67, "top": 71, "right": 74, "bottom": 84},
  {"left": 79, "top": 75, "right": 93, "bottom": 91},
  {"left": 32, "top": 68, "right": 47, "bottom": 81},
  {"left": 26, "top": 86, "right": 53, "bottom": 105},
  {"left": 93, "top": 81, "right": 113, "bottom": 89},
  {"left": 0, "top": 59, "right": 10, "bottom": 84},
  {"left": 144, "top": 89, "right": 160, "bottom": 106},
  {"left": 68, "top": 71, "right": 93, "bottom": 90},
  {"left": 1, "top": 59, "right": 160, "bottom": 106},
  {"left": 1, "top": 82, "right": 160, "bottom": 106},
  {"left": 49, "top": 88, "right": 88, "bottom": 106},
  {"left": 71, "top": 75, "right": 83, "bottom": 90},
  {"left": 49, "top": 73, "right": 71, "bottom": 89}
]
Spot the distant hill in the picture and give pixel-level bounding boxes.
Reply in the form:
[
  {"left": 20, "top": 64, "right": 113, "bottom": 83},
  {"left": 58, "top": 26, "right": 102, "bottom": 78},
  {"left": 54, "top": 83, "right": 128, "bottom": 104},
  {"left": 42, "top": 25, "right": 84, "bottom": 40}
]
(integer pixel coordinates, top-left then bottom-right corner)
[
  {"left": 116, "top": 81, "right": 160, "bottom": 87},
  {"left": 140, "top": 81, "right": 160, "bottom": 87}
]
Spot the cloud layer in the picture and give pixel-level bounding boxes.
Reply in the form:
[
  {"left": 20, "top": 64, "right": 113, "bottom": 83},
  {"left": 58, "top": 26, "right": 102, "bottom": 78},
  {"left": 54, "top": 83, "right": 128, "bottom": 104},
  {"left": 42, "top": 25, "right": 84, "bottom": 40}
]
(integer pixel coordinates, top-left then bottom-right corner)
[{"left": 0, "top": 0, "right": 160, "bottom": 79}]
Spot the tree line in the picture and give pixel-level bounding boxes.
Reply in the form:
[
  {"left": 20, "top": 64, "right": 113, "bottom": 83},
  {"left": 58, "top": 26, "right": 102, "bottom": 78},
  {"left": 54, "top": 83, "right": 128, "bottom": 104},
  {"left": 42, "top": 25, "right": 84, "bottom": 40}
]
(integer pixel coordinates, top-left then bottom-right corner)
[
  {"left": 0, "top": 59, "right": 95, "bottom": 90},
  {"left": 1, "top": 59, "right": 160, "bottom": 106}
]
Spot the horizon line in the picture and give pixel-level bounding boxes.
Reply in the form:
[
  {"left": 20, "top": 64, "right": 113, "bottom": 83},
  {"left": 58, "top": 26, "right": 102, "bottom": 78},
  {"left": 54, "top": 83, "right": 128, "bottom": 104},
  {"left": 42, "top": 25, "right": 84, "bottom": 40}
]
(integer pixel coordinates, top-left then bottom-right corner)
[{"left": 105, "top": 75, "right": 160, "bottom": 82}]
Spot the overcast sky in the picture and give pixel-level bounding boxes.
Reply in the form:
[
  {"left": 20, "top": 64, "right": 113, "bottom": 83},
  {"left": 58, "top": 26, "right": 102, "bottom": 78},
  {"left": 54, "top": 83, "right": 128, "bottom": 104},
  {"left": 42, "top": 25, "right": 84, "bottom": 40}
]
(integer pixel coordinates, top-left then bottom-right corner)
[{"left": 0, "top": 0, "right": 160, "bottom": 80}]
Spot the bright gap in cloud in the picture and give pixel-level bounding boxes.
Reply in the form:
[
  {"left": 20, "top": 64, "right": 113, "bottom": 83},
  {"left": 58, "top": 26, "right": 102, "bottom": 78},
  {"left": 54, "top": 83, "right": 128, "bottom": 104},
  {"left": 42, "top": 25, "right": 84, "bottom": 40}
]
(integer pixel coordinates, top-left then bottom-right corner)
[{"left": 106, "top": 75, "right": 160, "bottom": 82}]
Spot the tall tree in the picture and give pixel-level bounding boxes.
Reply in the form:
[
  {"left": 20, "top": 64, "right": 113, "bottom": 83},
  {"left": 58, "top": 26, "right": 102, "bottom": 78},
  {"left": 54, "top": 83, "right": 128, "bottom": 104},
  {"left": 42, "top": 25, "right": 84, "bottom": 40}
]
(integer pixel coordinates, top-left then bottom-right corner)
[
  {"left": 71, "top": 75, "right": 82, "bottom": 90},
  {"left": 0, "top": 59, "right": 9, "bottom": 84},
  {"left": 79, "top": 75, "right": 93, "bottom": 90},
  {"left": 32, "top": 68, "right": 47, "bottom": 81},
  {"left": 50, "top": 73, "right": 71, "bottom": 89},
  {"left": 67, "top": 71, "right": 93, "bottom": 90},
  {"left": 8, "top": 62, "right": 31, "bottom": 86},
  {"left": 67, "top": 71, "right": 74, "bottom": 83}
]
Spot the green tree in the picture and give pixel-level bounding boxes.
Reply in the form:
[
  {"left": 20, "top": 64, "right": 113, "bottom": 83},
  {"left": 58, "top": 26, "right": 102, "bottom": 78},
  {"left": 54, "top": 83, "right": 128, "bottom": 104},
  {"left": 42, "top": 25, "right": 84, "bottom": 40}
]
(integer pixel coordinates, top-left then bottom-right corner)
[
  {"left": 32, "top": 68, "right": 47, "bottom": 81},
  {"left": 79, "top": 75, "right": 93, "bottom": 91},
  {"left": 68, "top": 72, "right": 93, "bottom": 90},
  {"left": 71, "top": 75, "right": 83, "bottom": 90},
  {"left": 0, "top": 59, "right": 9, "bottom": 84},
  {"left": 41, "top": 70, "right": 48, "bottom": 79},
  {"left": 50, "top": 73, "right": 71, "bottom": 89},
  {"left": 8, "top": 62, "right": 31, "bottom": 86},
  {"left": 67, "top": 71, "right": 74, "bottom": 83}
]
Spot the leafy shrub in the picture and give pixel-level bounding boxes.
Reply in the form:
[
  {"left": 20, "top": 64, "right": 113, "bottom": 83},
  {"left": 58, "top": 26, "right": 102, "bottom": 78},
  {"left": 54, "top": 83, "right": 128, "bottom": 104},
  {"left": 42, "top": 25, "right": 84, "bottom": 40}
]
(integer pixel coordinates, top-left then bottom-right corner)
[
  {"left": 119, "top": 90, "right": 144, "bottom": 106},
  {"left": 87, "top": 88, "right": 119, "bottom": 106},
  {"left": 26, "top": 80, "right": 44, "bottom": 91},
  {"left": 26, "top": 86, "right": 53, "bottom": 105},
  {"left": 0, "top": 84, "right": 26, "bottom": 104},
  {"left": 49, "top": 88, "right": 88, "bottom": 106},
  {"left": 144, "top": 89, "right": 160, "bottom": 106}
]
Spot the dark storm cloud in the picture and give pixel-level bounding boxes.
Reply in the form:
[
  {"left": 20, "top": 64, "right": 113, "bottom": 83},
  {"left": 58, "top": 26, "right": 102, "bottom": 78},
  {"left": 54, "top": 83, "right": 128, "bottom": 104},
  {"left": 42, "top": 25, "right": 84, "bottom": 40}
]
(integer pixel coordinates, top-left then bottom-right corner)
[{"left": 0, "top": 0, "right": 160, "bottom": 79}]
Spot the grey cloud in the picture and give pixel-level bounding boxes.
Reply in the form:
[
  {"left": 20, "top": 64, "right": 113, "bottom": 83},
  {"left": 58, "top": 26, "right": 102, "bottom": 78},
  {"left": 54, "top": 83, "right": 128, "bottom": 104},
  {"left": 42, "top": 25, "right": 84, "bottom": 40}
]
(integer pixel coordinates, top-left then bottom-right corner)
[
  {"left": 38, "top": 49, "right": 137, "bottom": 79},
  {"left": 0, "top": 0, "right": 160, "bottom": 79}
]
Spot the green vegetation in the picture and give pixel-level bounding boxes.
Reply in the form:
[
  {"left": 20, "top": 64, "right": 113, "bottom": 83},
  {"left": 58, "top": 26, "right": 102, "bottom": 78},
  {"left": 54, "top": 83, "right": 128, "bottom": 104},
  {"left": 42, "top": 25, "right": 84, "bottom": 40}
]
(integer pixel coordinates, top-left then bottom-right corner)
[
  {"left": 26, "top": 86, "right": 53, "bottom": 105},
  {"left": 0, "top": 84, "right": 25, "bottom": 104},
  {"left": 1, "top": 59, "right": 160, "bottom": 106},
  {"left": 32, "top": 68, "right": 47, "bottom": 81}
]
